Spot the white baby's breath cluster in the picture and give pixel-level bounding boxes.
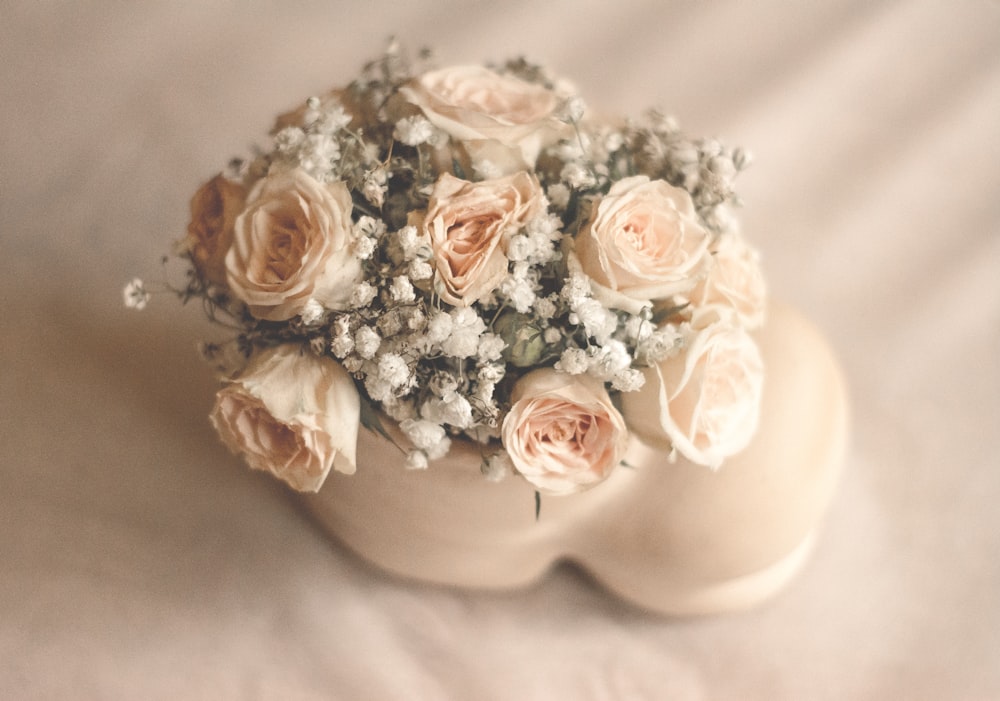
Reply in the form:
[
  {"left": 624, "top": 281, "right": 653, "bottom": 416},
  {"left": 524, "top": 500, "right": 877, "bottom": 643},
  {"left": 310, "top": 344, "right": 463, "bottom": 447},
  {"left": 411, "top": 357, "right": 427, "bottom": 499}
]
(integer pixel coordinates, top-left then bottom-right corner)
[{"left": 130, "top": 43, "right": 764, "bottom": 496}]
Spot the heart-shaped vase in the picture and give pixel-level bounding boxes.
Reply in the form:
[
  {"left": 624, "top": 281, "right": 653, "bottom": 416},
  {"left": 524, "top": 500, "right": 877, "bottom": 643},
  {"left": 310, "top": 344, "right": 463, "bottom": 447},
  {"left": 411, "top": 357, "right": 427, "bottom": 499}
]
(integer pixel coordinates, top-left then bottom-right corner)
[{"left": 300, "top": 301, "right": 848, "bottom": 615}]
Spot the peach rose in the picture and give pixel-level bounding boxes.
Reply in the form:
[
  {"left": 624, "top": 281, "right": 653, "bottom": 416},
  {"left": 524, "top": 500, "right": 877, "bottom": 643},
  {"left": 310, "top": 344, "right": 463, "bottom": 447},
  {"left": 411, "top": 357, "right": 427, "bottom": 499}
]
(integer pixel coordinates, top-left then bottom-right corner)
[
  {"left": 225, "top": 168, "right": 362, "bottom": 321},
  {"left": 688, "top": 232, "right": 767, "bottom": 330},
  {"left": 501, "top": 368, "right": 629, "bottom": 495},
  {"left": 575, "top": 176, "right": 712, "bottom": 312},
  {"left": 210, "top": 344, "right": 360, "bottom": 492},
  {"left": 621, "top": 319, "right": 763, "bottom": 468},
  {"left": 184, "top": 174, "right": 246, "bottom": 287},
  {"left": 417, "top": 171, "right": 545, "bottom": 306},
  {"left": 400, "top": 65, "right": 567, "bottom": 173}
]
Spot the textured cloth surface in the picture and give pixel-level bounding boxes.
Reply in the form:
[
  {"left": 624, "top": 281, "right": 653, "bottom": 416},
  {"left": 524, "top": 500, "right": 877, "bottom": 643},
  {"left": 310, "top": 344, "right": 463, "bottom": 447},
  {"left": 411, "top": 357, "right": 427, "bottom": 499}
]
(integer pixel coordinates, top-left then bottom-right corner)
[{"left": 2, "top": 2, "right": 999, "bottom": 698}]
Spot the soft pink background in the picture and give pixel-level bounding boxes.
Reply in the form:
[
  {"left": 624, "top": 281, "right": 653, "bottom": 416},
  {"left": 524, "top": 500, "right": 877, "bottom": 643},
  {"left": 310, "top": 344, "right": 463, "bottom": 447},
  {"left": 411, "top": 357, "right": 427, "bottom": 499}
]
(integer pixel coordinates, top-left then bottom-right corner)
[{"left": 3, "top": 2, "right": 999, "bottom": 698}]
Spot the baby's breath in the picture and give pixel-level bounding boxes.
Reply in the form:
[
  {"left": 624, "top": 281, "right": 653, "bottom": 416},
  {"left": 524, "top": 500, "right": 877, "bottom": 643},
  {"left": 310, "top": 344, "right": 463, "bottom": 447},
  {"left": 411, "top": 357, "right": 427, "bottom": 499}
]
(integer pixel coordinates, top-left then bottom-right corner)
[{"left": 133, "top": 43, "right": 753, "bottom": 477}]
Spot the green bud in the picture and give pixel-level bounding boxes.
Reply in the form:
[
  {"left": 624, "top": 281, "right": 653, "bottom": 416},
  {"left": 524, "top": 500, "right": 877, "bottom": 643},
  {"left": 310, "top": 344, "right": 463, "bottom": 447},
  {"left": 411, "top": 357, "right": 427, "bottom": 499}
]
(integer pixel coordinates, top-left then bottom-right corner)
[{"left": 494, "top": 311, "right": 548, "bottom": 368}]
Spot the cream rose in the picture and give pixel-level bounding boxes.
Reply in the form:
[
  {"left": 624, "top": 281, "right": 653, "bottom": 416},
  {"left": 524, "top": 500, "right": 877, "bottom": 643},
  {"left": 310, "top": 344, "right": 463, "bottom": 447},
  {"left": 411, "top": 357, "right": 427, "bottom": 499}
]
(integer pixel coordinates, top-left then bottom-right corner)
[
  {"left": 575, "top": 176, "right": 712, "bottom": 312},
  {"left": 621, "top": 319, "right": 763, "bottom": 468},
  {"left": 501, "top": 368, "right": 629, "bottom": 495},
  {"left": 416, "top": 171, "right": 545, "bottom": 306},
  {"left": 225, "top": 168, "right": 362, "bottom": 321},
  {"left": 210, "top": 344, "right": 360, "bottom": 492},
  {"left": 400, "top": 65, "right": 567, "bottom": 173},
  {"left": 689, "top": 232, "right": 767, "bottom": 330},
  {"left": 184, "top": 174, "right": 245, "bottom": 287}
]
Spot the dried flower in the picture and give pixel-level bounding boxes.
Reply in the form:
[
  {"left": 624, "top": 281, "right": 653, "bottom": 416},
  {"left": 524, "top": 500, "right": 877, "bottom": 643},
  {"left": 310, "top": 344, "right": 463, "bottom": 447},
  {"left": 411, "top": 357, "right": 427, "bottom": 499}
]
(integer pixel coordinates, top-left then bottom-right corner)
[{"left": 132, "top": 45, "right": 761, "bottom": 494}]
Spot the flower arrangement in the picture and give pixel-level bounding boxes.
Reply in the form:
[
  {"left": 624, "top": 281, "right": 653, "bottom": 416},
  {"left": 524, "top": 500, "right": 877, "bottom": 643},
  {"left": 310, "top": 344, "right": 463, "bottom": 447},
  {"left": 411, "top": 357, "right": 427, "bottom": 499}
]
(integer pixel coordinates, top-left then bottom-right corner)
[{"left": 126, "top": 42, "right": 766, "bottom": 499}]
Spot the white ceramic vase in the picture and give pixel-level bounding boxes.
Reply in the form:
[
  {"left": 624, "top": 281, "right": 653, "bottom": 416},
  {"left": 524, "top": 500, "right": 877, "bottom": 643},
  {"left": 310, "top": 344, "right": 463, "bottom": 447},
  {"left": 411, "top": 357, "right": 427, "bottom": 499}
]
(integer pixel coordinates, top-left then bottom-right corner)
[{"left": 301, "top": 301, "right": 848, "bottom": 616}]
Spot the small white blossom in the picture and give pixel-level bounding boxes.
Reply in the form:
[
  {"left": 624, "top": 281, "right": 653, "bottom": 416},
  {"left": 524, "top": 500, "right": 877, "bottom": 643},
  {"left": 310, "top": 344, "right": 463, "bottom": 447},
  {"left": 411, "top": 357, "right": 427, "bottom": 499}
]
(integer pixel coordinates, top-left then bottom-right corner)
[
  {"left": 561, "top": 161, "right": 596, "bottom": 189},
  {"left": 274, "top": 126, "right": 305, "bottom": 155},
  {"left": 394, "top": 115, "right": 435, "bottom": 146},
  {"left": 441, "top": 308, "right": 486, "bottom": 358},
  {"left": 356, "top": 215, "right": 387, "bottom": 238},
  {"left": 299, "top": 298, "right": 325, "bottom": 325},
  {"left": 574, "top": 297, "right": 618, "bottom": 343},
  {"left": 409, "top": 259, "right": 433, "bottom": 281},
  {"left": 637, "top": 325, "right": 684, "bottom": 363},
  {"left": 377, "top": 352, "right": 410, "bottom": 389},
  {"left": 558, "top": 95, "right": 586, "bottom": 123},
  {"left": 395, "top": 225, "right": 428, "bottom": 261},
  {"left": 350, "top": 281, "right": 378, "bottom": 308},
  {"left": 365, "top": 375, "right": 393, "bottom": 403},
  {"left": 507, "top": 234, "right": 533, "bottom": 262},
  {"left": 547, "top": 183, "right": 571, "bottom": 209},
  {"left": 123, "top": 278, "right": 150, "bottom": 310},
  {"left": 330, "top": 333, "right": 354, "bottom": 358},
  {"left": 390, "top": 275, "right": 415, "bottom": 304},
  {"left": 400, "top": 418, "right": 446, "bottom": 450},
  {"left": 561, "top": 270, "right": 591, "bottom": 303},
  {"left": 588, "top": 339, "right": 631, "bottom": 380},
  {"left": 425, "top": 310, "right": 453, "bottom": 345},
  {"left": 303, "top": 96, "right": 351, "bottom": 132},
  {"left": 405, "top": 450, "right": 429, "bottom": 470},
  {"left": 422, "top": 392, "right": 473, "bottom": 429},
  {"left": 354, "top": 235, "right": 376, "bottom": 260},
  {"left": 355, "top": 326, "right": 382, "bottom": 359},
  {"left": 382, "top": 397, "right": 418, "bottom": 423},
  {"left": 612, "top": 368, "right": 645, "bottom": 393},
  {"left": 624, "top": 314, "right": 653, "bottom": 343},
  {"left": 604, "top": 131, "right": 625, "bottom": 152},
  {"left": 533, "top": 295, "right": 558, "bottom": 320},
  {"left": 426, "top": 435, "right": 451, "bottom": 460},
  {"left": 362, "top": 168, "right": 388, "bottom": 208},
  {"left": 299, "top": 133, "right": 340, "bottom": 176},
  {"left": 527, "top": 231, "right": 557, "bottom": 264},
  {"left": 477, "top": 333, "right": 506, "bottom": 362},
  {"left": 499, "top": 275, "right": 536, "bottom": 313},
  {"left": 543, "top": 327, "right": 562, "bottom": 344},
  {"left": 555, "top": 347, "right": 589, "bottom": 375}
]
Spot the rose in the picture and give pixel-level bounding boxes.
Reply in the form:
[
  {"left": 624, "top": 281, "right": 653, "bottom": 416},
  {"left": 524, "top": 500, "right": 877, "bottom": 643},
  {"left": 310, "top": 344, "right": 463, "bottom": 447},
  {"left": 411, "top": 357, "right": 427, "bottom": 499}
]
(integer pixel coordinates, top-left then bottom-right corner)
[
  {"left": 415, "top": 171, "right": 545, "bottom": 306},
  {"left": 225, "top": 168, "right": 362, "bottom": 321},
  {"left": 575, "top": 176, "right": 712, "bottom": 312},
  {"left": 688, "top": 232, "right": 767, "bottom": 329},
  {"left": 501, "top": 368, "right": 629, "bottom": 495},
  {"left": 621, "top": 318, "right": 763, "bottom": 468},
  {"left": 400, "top": 65, "right": 568, "bottom": 173},
  {"left": 210, "top": 344, "right": 360, "bottom": 492},
  {"left": 184, "top": 174, "right": 245, "bottom": 287}
]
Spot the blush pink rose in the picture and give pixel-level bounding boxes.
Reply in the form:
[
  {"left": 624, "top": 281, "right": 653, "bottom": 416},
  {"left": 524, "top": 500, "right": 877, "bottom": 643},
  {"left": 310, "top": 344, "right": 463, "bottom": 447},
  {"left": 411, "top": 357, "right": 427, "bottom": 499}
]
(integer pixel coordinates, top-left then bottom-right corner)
[
  {"left": 621, "top": 318, "right": 763, "bottom": 468},
  {"left": 184, "top": 174, "right": 246, "bottom": 287},
  {"left": 400, "top": 65, "right": 568, "bottom": 173},
  {"left": 501, "top": 368, "right": 629, "bottom": 495},
  {"left": 417, "top": 171, "right": 545, "bottom": 306},
  {"left": 688, "top": 232, "right": 767, "bottom": 330},
  {"left": 210, "top": 344, "right": 360, "bottom": 492},
  {"left": 575, "top": 176, "right": 712, "bottom": 312},
  {"left": 225, "top": 168, "right": 362, "bottom": 321}
]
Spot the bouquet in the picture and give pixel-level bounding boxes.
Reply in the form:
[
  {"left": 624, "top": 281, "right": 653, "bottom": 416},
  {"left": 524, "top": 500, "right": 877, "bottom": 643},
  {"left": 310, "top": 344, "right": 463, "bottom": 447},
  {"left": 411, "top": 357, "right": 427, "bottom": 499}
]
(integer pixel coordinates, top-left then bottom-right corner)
[{"left": 126, "top": 42, "right": 766, "bottom": 499}]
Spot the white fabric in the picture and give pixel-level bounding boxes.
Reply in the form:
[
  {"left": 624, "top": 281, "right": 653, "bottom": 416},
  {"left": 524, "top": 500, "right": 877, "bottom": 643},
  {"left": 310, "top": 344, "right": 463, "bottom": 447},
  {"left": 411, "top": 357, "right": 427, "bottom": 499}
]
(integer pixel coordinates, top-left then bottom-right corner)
[{"left": 3, "top": 1, "right": 999, "bottom": 697}]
